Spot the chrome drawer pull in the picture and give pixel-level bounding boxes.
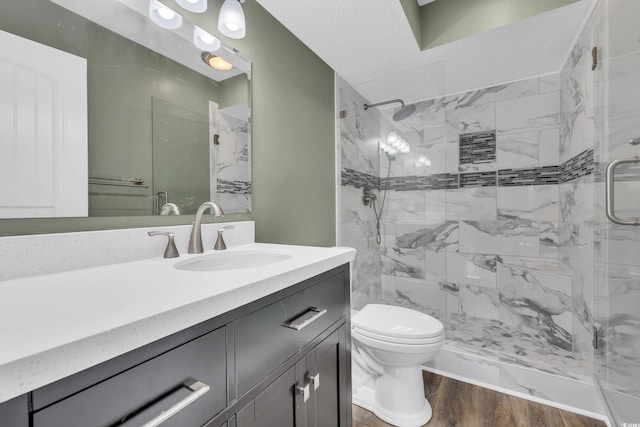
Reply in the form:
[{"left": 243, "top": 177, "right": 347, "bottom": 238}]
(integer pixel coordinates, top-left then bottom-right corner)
[
  {"left": 306, "top": 372, "right": 320, "bottom": 390},
  {"left": 606, "top": 156, "right": 640, "bottom": 226},
  {"left": 140, "top": 380, "right": 210, "bottom": 427},
  {"left": 296, "top": 382, "right": 310, "bottom": 402},
  {"left": 283, "top": 307, "right": 327, "bottom": 331}
]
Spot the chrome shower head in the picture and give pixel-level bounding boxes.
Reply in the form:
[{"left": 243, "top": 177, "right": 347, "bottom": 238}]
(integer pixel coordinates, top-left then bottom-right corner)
[
  {"left": 392, "top": 104, "right": 417, "bottom": 121},
  {"left": 363, "top": 98, "right": 417, "bottom": 122}
]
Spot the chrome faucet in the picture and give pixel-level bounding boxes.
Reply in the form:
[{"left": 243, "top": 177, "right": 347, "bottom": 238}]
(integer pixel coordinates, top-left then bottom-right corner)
[
  {"left": 159, "top": 202, "right": 181, "bottom": 215},
  {"left": 188, "top": 202, "right": 224, "bottom": 254}
]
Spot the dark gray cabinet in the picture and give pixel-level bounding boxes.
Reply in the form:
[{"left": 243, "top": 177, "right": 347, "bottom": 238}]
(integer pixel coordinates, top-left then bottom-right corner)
[
  {"left": 233, "top": 268, "right": 346, "bottom": 398},
  {"left": 33, "top": 326, "right": 227, "bottom": 427},
  {"left": 235, "top": 326, "right": 349, "bottom": 427},
  {"left": 305, "top": 327, "right": 348, "bottom": 427},
  {"left": 0, "top": 264, "right": 350, "bottom": 427},
  {"left": 236, "top": 366, "right": 296, "bottom": 427},
  {"left": 0, "top": 396, "right": 28, "bottom": 427}
]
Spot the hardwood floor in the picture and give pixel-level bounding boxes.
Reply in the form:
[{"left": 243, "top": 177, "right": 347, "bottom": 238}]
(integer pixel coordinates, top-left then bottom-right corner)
[{"left": 352, "top": 371, "right": 607, "bottom": 427}]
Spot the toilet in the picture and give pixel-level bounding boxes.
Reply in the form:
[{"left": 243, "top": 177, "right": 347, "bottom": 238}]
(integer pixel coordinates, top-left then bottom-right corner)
[{"left": 351, "top": 304, "right": 444, "bottom": 427}]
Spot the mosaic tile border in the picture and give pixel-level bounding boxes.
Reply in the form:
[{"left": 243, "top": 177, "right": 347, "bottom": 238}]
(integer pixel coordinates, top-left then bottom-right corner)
[
  {"left": 498, "top": 166, "right": 560, "bottom": 186},
  {"left": 560, "top": 149, "right": 594, "bottom": 183},
  {"left": 460, "top": 172, "right": 497, "bottom": 188},
  {"left": 341, "top": 149, "right": 594, "bottom": 190},
  {"left": 341, "top": 168, "right": 380, "bottom": 189},
  {"left": 382, "top": 174, "right": 459, "bottom": 191},
  {"left": 217, "top": 179, "right": 252, "bottom": 194}
]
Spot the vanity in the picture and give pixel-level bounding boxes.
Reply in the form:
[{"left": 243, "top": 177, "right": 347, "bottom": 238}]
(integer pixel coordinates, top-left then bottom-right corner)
[{"left": 0, "top": 239, "right": 354, "bottom": 427}]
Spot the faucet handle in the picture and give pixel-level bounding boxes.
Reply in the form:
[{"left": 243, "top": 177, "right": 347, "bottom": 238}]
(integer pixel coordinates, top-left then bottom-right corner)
[
  {"left": 214, "top": 226, "right": 235, "bottom": 250},
  {"left": 148, "top": 231, "right": 180, "bottom": 258}
]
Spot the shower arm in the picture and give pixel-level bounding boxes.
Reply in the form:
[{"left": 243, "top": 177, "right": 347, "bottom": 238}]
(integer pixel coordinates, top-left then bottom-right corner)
[{"left": 363, "top": 99, "right": 405, "bottom": 110}]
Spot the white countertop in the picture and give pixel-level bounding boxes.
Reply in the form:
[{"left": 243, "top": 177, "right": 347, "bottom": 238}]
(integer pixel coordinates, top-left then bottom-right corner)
[{"left": 0, "top": 243, "right": 355, "bottom": 403}]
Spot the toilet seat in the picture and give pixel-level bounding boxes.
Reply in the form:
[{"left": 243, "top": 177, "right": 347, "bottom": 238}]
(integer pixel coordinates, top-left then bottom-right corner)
[
  {"left": 353, "top": 326, "right": 444, "bottom": 345},
  {"left": 352, "top": 304, "right": 444, "bottom": 342}
]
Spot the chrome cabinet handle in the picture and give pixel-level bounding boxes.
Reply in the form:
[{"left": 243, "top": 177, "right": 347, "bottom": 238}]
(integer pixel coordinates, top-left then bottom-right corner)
[
  {"left": 605, "top": 156, "right": 640, "bottom": 226},
  {"left": 140, "top": 380, "right": 210, "bottom": 427},
  {"left": 283, "top": 307, "right": 327, "bottom": 331},
  {"left": 306, "top": 372, "right": 320, "bottom": 391},
  {"left": 296, "top": 382, "right": 310, "bottom": 403}
]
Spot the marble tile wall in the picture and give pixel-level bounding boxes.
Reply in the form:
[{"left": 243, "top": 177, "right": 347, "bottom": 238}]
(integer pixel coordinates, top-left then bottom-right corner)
[
  {"left": 338, "top": 84, "right": 383, "bottom": 309},
  {"left": 367, "top": 73, "right": 601, "bottom": 380},
  {"left": 348, "top": 69, "right": 622, "bottom": 384},
  {"left": 338, "top": 71, "right": 596, "bottom": 379},
  {"left": 212, "top": 104, "right": 251, "bottom": 214}
]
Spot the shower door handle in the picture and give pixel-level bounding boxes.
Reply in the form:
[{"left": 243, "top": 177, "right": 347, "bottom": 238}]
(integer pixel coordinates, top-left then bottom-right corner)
[{"left": 605, "top": 156, "right": 640, "bottom": 225}]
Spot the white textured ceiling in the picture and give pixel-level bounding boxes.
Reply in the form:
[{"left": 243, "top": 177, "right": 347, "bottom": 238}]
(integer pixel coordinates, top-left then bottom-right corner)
[{"left": 255, "top": 0, "right": 597, "bottom": 104}]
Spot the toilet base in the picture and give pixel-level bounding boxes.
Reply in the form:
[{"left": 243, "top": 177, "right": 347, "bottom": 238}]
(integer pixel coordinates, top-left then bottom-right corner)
[{"left": 353, "top": 383, "right": 433, "bottom": 427}]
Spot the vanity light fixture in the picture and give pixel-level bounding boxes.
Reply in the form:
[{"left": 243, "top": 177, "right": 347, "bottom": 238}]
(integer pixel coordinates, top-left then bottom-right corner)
[
  {"left": 176, "top": 0, "right": 207, "bottom": 13},
  {"left": 149, "top": 0, "right": 183, "bottom": 29},
  {"left": 201, "top": 52, "right": 233, "bottom": 71},
  {"left": 218, "top": 0, "right": 246, "bottom": 39},
  {"left": 194, "top": 26, "right": 221, "bottom": 51},
  {"left": 416, "top": 156, "right": 432, "bottom": 167},
  {"left": 381, "top": 131, "right": 410, "bottom": 154}
]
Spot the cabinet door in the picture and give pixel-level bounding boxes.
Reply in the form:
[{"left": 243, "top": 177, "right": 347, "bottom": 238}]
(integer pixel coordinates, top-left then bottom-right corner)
[
  {"left": 304, "top": 327, "right": 350, "bottom": 427},
  {"left": 236, "top": 366, "right": 296, "bottom": 427},
  {"left": 0, "top": 395, "right": 28, "bottom": 427}
]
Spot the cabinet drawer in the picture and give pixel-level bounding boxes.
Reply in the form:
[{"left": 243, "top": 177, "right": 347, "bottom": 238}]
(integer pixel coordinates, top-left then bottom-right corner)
[
  {"left": 33, "top": 326, "right": 227, "bottom": 427},
  {"left": 234, "top": 268, "right": 346, "bottom": 396}
]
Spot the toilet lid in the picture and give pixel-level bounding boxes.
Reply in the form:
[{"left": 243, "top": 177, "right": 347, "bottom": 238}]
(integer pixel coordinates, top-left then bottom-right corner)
[{"left": 352, "top": 304, "right": 444, "bottom": 340}]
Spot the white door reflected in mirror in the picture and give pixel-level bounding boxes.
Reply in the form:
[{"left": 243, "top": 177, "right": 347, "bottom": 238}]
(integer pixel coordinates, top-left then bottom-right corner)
[{"left": 0, "top": 29, "right": 87, "bottom": 219}]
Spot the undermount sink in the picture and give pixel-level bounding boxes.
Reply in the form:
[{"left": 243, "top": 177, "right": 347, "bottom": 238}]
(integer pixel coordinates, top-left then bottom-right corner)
[{"left": 174, "top": 249, "right": 294, "bottom": 272}]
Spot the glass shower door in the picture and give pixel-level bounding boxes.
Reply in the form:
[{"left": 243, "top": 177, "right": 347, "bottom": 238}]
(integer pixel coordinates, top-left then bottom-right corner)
[{"left": 594, "top": 0, "right": 640, "bottom": 424}]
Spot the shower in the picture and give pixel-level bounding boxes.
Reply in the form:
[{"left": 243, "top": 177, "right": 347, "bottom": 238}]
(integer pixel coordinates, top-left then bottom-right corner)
[
  {"left": 362, "top": 156, "right": 393, "bottom": 245},
  {"left": 360, "top": 100, "right": 414, "bottom": 244},
  {"left": 363, "top": 98, "right": 417, "bottom": 122}
]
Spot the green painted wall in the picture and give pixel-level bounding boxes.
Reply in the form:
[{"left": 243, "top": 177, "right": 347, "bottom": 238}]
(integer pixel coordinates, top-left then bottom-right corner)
[
  {"left": 186, "top": 1, "right": 336, "bottom": 246},
  {"left": 239, "top": 2, "right": 336, "bottom": 247},
  {"left": 0, "top": 0, "right": 336, "bottom": 246},
  {"left": 421, "top": 0, "right": 579, "bottom": 50}
]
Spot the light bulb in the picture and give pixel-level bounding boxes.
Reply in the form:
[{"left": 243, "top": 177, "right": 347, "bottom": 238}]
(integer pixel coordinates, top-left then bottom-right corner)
[
  {"left": 387, "top": 131, "right": 398, "bottom": 144},
  {"left": 194, "top": 26, "right": 221, "bottom": 51},
  {"left": 158, "top": 7, "right": 175, "bottom": 19},
  {"left": 218, "top": 0, "right": 246, "bottom": 39},
  {"left": 201, "top": 53, "right": 233, "bottom": 71},
  {"left": 177, "top": 0, "right": 207, "bottom": 13},
  {"left": 149, "top": 0, "right": 182, "bottom": 29}
]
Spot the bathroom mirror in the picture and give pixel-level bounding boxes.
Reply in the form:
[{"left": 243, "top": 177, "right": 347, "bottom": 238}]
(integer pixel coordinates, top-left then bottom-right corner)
[{"left": 0, "top": 0, "right": 252, "bottom": 218}]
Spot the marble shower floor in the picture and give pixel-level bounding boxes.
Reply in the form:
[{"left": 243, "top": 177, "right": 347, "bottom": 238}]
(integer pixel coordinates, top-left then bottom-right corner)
[{"left": 352, "top": 372, "right": 607, "bottom": 427}]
